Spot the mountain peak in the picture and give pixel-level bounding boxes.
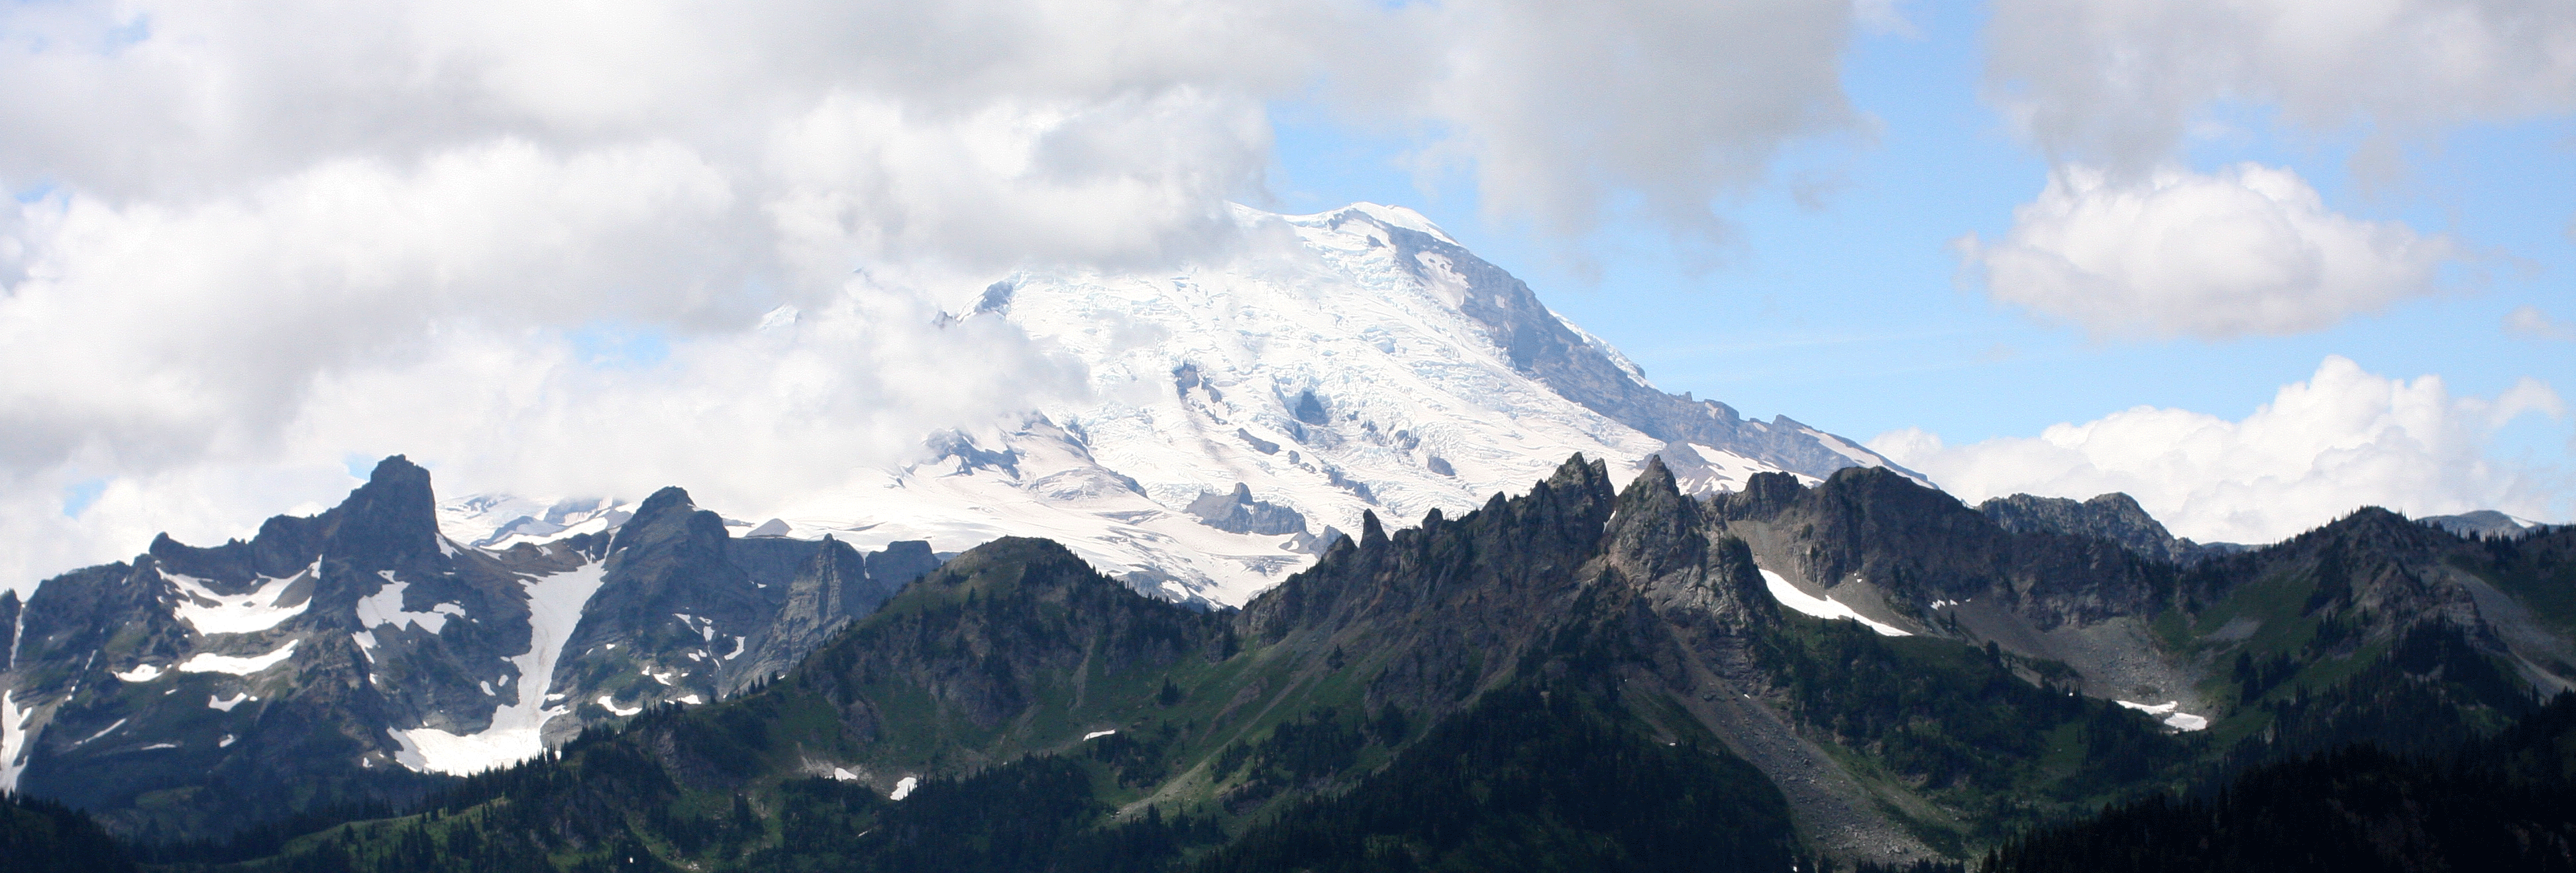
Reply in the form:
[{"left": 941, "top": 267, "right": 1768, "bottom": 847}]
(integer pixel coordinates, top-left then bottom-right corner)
[
  {"left": 610, "top": 486, "right": 710, "bottom": 555},
  {"left": 314, "top": 453, "right": 441, "bottom": 565},
  {"left": 1284, "top": 202, "right": 1458, "bottom": 245},
  {"left": 431, "top": 203, "right": 1917, "bottom": 607}
]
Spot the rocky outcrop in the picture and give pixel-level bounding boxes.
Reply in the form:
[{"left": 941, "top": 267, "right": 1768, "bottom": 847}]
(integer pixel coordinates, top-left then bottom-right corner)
[
  {"left": 0, "top": 457, "right": 945, "bottom": 840},
  {"left": 1186, "top": 484, "right": 1311, "bottom": 536},
  {"left": 1978, "top": 492, "right": 2231, "bottom": 565}
]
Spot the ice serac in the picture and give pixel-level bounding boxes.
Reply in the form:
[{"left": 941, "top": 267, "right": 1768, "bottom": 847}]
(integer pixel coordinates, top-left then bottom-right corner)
[{"left": 546, "top": 202, "right": 1921, "bottom": 607}]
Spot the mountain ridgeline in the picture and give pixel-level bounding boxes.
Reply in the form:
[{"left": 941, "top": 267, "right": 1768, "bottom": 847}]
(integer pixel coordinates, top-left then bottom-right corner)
[
  {"left": 5, "top": 453, "right": 2574, "bottom": 871},
  {"left": 0, "top": 457, "right": 943, "bottom": 841}
]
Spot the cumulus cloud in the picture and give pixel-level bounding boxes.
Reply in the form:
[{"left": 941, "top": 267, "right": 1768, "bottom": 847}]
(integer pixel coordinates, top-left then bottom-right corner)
[
  {"left": 1387, "top": 0, "right": 1860, "bottom": 243},
  {"left": 1957, "top": 163, "right": 2463, "bottom": 339},
  {"left": 0, "top": 0, "right": 1866, "bottom": 589},
  {"left": 1871, "top": 356, "right": 2568, "bottom": 545},
  {"left": 1985, "top": 0, "right": 2576, "bottom": 174}
]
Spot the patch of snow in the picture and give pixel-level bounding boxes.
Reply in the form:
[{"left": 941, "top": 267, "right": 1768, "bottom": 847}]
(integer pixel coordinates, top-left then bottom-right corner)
[
  {"left": 889, "top": 776, "right": 918, "bottom": 801},
  {"left": 480, "top": 681, "right": 495, "bottom": 696},
  {"left": 1083, "top": 730, "right": 1117, "bottom": 740},
  {"left": 2115, "top": 699, "right": 2210, "bottom": 732},
  {"left": 178, "top": 640, "right": 301, "bottom": 675},
  {"left": 356, "top": 571, "right": 468, "bottom": 634},
  {"left": 832, "top": 766, "right": 858, "bottom": 782},
  {"left": 596, "top": 695, "right": 642, "bottom": 717},
  {"left": 209, "top": 693, "right": 248, "bottom": 711},
  {"left": 389, "top": 561, "right": 609, "bottom": 776},
  {"left": 219, "top": 734, "right": 236, "bottom": 748},
  {"left": 1759, "top": 569, "right": 1910, "bottom": 637},
  {"left": 435, "top": 496, "right": 636, "bottom": 551},
  {"left": 113, "top": 664, "right": 166, "bottom": 682},
  {"left": 352, "top": 631, "right": 377, "bottom": 663},
  {"left": 164, "top": 565, "right": 311, "bottom": 635},
  {"left": 0, "top": 691, "right": 36, "bottom": 790},
  {"left": 676, "top": 695, "right": 702, "bottom": 705},
  {"left": 73, "top": 718, "right": 127, "bottom": 746},
  {"left": 724, "top": 636, "right": 745, "bottom": 660},
  {"left": 142, "top": 742, "right": 178, "bottom": 750}
]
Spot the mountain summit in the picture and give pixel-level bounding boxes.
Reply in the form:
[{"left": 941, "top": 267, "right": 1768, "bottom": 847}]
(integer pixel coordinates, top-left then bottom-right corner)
[{"left": 441, "top": 203, "right": 1920, "bottom": 605}]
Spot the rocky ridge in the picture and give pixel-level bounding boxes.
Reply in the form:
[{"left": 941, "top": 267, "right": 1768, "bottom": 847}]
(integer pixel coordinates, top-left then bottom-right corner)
[{"left": 0, "top": 457, "right": 941, "bottom": 839}]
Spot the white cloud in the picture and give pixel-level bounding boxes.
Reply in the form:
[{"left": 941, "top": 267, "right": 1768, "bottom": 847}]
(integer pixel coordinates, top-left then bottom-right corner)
[
  {"left": 1871, "top": 356, "right": 2568, "bottom": 545},
  {"left": 1985, "top": 0, "right": 2576, "bottom": 173},
  {"left": 0, "top": 1, "right": 1867, "bottom": 590},
  {"left": 2506, "top": 306, "right": 2576, "bottom": 341},
  {"left": 1957, "top": 163, "right": 2463, "bottom": 339},
  {"left": 1377, "top": 0, "right": 1860, "bottom": 245}
]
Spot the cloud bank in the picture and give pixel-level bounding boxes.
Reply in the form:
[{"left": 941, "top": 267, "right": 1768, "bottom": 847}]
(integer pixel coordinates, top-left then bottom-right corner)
[
  {"left": 0, "top": 0, "right": 1866, "bottom": 589},
  {"left": 1985, "top": 0, "right": 2576, "bottom": 174},
  {"left": 1958, "top": 163, "right": 2463, "bottom": 339},
  {"left": 1872, "top": 357, "right": 2567, "bottom": 545}
]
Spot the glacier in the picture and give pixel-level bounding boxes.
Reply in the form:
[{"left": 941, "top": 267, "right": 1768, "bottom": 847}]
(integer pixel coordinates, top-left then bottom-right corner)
[{"left": 441, "top": 202, "right": 1920, "bottom": 607}]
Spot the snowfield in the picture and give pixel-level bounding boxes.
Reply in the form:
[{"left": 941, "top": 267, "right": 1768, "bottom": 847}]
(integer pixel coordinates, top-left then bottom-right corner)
[
  {"left": 165, "top": 565, "right": 312, "bottom": 635},
  {"left": 1758, "top": 568, "right": 1911, "bottom": 637},
  {"left": 438, "top": 204, "right": 1911, "bottom": 607},
  {"left": 177, "top": 640, "right": 300, "bottom": 675},
  {"left": 2116, "top": 699, "right": 2211, "bottom": 731},
  {"left": 389, "top": 561, "right": 610, "bottom": 776}
]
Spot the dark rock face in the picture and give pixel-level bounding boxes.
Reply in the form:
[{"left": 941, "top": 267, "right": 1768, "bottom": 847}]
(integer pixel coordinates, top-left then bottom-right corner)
[
  {"left": 1186, "top": 483, "right": 1310, "bottom": 536},
  {"left": 1978, "top": 492, "right": 2220, "bottom": 565},
  {"left": 795, "top": 538, "right": 1231, "bottom": 743},
  {"left": 1709, "top": 468, "right": 2175, "bottom": 632},
  {"left": 2180, "top": 508, "right": 2494, "bottom": 640},
  {"left": 863, "top": 542, "right": 940, "bottom": 595},
  {"left": 9, "top": 457, "right": 507, "bottom": 839},
  {"left": 0, "top": 458, "right": 945, "bottom": 840},
  {"left": 1235, "top": 455, "right": 1783, "bottom": 733}
]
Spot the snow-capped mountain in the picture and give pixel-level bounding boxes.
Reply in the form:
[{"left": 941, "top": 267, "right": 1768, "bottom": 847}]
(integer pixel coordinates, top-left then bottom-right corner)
[
  {"left": 0, "top": 202, "right": 1922, "bottom": 840},
  {"left": 0, "top": 457, "right": 939, "bottom": 837},
  {"left": 441, "top": 204, "right": 1921, "bottom": 607}
]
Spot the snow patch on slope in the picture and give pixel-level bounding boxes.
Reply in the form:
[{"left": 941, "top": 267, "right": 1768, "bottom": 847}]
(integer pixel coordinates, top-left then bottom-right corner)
[
  {"left": 388, "top": 561, "right": 608, "bottom": 776},
  {"left": 356, "top": 571, "right": 468, "bottom": 633},
  {"left": 0, "top": 691, "right": 34, "bottom": 791},
  {"left": 2115, "top": 699, "right": 2210, "bottom": 732},
  {"left": 178, "top": 640, "right": 300, "bottom": 675},
  {"left": 1759, "top": 568, "right": 1910, "bottom": 637},
  {"left": 164, "top": 565, "right": 311, "bottom": 635}
]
